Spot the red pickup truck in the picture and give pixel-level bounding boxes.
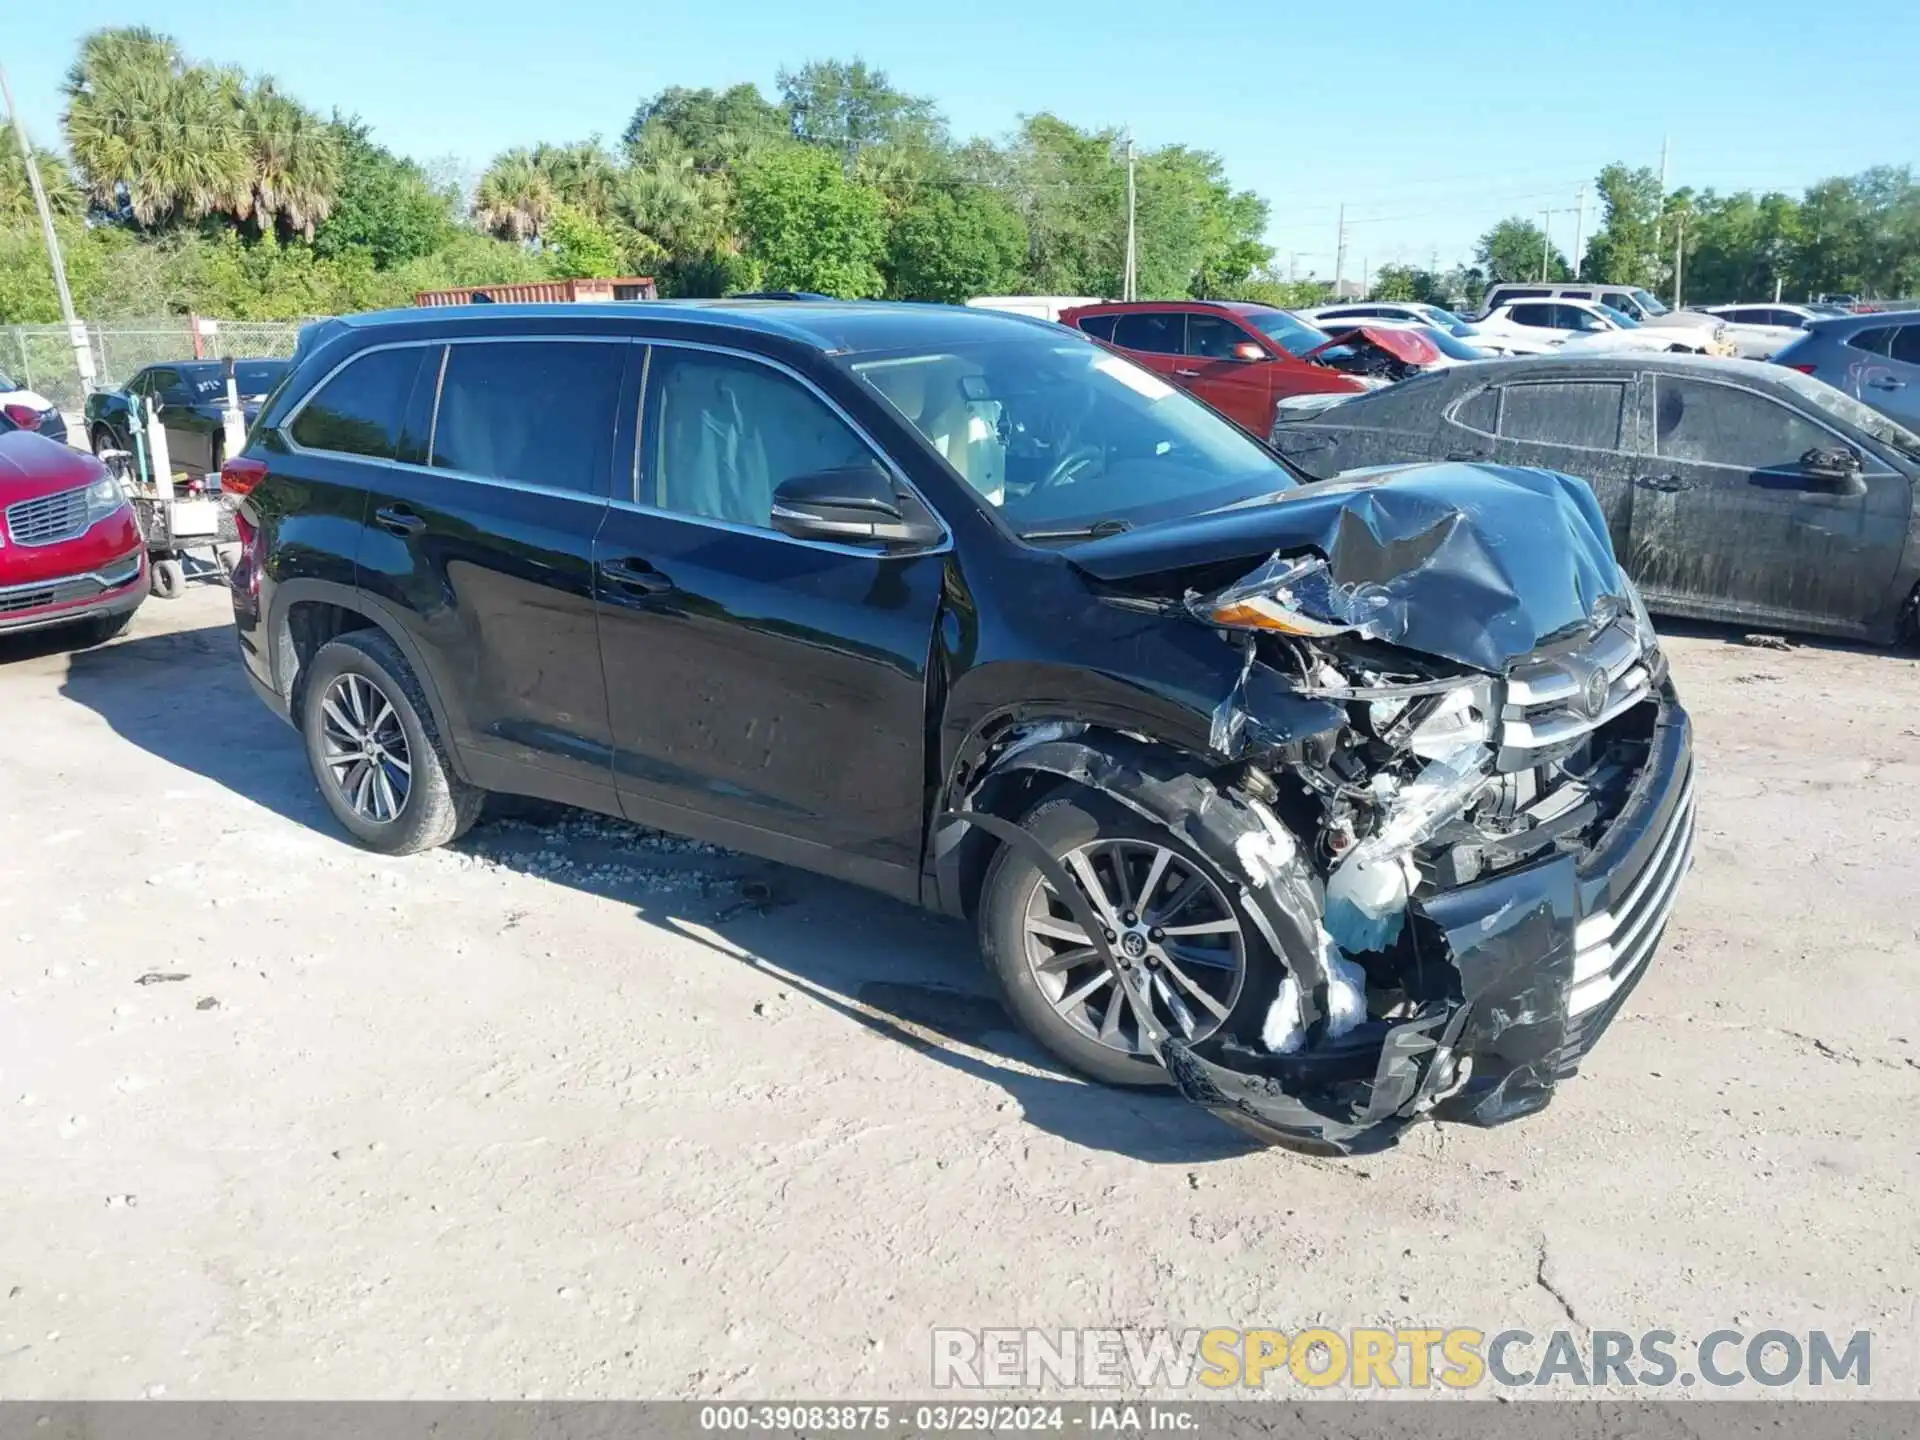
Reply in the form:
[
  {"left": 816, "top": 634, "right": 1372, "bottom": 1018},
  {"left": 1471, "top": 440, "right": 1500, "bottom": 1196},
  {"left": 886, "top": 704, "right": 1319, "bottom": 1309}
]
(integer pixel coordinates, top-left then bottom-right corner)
[{"left": 0, "top": 432, "right": 146, "bottom": 644}]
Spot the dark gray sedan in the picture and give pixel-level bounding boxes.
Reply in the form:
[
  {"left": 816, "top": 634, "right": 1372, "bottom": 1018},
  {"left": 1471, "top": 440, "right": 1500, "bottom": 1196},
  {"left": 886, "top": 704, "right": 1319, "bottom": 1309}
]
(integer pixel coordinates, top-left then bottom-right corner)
[
  {"left": 1773, "top": 309, "right": 1920, "bottom": 430},
  {"left": 1269, "top": 354, "right": 1920, "bottom": 643}
]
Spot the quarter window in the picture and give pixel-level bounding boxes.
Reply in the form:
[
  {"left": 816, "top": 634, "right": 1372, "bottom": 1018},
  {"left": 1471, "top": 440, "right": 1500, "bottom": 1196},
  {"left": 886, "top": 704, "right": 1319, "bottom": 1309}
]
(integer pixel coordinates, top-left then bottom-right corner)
[
  {"left": 289, "top": 346, "right": 426, "bottom": 459},
  {"left": 1075, "top": 314, "right": 1119, "bottom": 341},
  {"left": 1509, "top": 303, "right": 1557, "bottom": 329},
  {"left": 1846, "top": 328, "right": 1894, "bottom": 357},
  {"left": 1499, "top": 382, "right": 1625, "bottom": 449},
  {"left": 647, "top": 350, "right": 878, "bottom": 529},
  {"left": 1654, "top": 378, "right": 1829, "bottom": 470},
  {"left": 430, "top": 341, "right": 624, "bottom": 495},
  {"left": 1111, "top": 313, "right": 1185, "bottom": 355},
  {"left": 1451, "top": 387, "right": 1498, "bottom": 434},
  {"left": 1890, "top": 328, "right": 1920, "bottom": 365}
]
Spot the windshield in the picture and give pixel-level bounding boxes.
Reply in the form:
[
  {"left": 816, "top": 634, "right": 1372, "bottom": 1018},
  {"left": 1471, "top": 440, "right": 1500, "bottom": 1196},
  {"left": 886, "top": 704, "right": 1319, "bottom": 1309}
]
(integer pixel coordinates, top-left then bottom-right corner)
[
  {"left": 1415, "top": 326, "right": 1490, "bottom": 360},
  {"left": 0, "top": 370, "right": 19, "bottom": 392},
  {"left": 1779, "top": 371, "right": 1920, "bottom": 463},
  {"left": 1414, "top": 305, "right": 1471, "bottom": 333},
  {"left": 1631, "top": 289, "right": 1667, "bottom": 315},
  {"left": 849, "top": 338, "right": 1295, "bottom": 538},
  {"left": 1595, "top": 304, "right": 1641, "bottom": 329},
  {"left": 1240, "top": 308, "right": 1331, "bottom": 356}
]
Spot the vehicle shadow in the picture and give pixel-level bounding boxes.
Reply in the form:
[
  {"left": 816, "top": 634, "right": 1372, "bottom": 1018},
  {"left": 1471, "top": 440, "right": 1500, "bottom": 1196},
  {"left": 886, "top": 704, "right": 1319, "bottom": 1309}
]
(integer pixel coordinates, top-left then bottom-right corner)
[{"left": 58, "top": 621, "right": 1258, "bottom": 1166}]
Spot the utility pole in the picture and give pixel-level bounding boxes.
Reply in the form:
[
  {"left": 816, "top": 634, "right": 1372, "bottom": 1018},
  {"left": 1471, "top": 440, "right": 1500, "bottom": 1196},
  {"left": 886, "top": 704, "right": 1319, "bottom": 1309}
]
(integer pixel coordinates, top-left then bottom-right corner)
[
  {"left": 1332, "top": 205, "right": 1347, "bottom": 298},
  {"left": 1361, "top": 255, "right": 1370, "bottom": 299},
  {"left": 1673, "top": 210, "right": 1687, "bottom": 309},
  {"left": 1571, "top": 185, "right": 1586, "bottom": 280},
  {"left": 1653, "top": 134, "right": 1670, "bottom": 274},
  {"left": 1540, "top": 208, "right": 1553, "bottom": 281},
  {"left": 0, "top": 63, "right": 95, "bottom": 392},
  {"left": 1122, "top": 130, "right": 1137, "bottom": 303}
]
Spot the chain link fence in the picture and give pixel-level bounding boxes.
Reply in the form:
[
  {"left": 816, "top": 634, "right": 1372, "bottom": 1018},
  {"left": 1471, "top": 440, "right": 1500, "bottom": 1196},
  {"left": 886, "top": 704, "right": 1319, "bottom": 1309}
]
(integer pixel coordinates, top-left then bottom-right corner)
[{"left": 2, "top": 318, "right": 317, "bottom": 416}]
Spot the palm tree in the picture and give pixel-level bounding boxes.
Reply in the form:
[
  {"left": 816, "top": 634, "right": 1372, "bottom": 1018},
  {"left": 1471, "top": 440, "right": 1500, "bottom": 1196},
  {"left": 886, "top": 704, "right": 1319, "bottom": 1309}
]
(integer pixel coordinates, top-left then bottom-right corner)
[
  {"left": 472, "top": 149, "right": 557, "bottom": 243},
  {"left": 614, "top": 128, "right": 732, "bottom": 258},
  {"left": 60, "top": 26, "right": 251, "bottom": 228},
  {"left": 531, "top": 141, "right": 618, "bottom": 220},
  {"left": 240, "top": 81, "right": 341, "bottom": 240}
]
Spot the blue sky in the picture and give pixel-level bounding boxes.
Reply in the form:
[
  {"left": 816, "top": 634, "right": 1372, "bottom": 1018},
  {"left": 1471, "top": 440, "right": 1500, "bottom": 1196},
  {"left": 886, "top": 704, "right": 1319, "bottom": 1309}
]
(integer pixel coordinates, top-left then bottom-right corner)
[{"left": 12, "top": 0, "right": 1916, "bottom": 276}]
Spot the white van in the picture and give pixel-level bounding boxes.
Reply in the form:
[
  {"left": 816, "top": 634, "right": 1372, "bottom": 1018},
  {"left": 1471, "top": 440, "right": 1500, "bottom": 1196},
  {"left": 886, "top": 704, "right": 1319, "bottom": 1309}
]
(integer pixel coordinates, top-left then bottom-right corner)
[{"left": 964, "top": 296, "right": 1105, "bottom": 324}]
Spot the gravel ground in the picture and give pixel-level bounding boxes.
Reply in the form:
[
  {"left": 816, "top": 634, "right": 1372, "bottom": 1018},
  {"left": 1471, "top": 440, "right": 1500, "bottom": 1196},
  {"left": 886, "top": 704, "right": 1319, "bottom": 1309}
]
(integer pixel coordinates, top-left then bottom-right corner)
[{"left": 2, "top": 584, "right": 1916, "bottom": 1400}]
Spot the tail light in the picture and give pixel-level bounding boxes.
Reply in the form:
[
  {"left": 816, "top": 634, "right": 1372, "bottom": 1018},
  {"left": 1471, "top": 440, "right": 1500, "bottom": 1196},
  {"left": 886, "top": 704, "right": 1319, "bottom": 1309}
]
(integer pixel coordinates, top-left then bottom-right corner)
[
  {"left": 3, "top": 402, "right": 44, "bottom": 429},
  {"left": 1785, "top": 363, "right": 1818, "bottom": 374},
  {"left": 220, "top": 455, "right": 270, "bottom": 498}
]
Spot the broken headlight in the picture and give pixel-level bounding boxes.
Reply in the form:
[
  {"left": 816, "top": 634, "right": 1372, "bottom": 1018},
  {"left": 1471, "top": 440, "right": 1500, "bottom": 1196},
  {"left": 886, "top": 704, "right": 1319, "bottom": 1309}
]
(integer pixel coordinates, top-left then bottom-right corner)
[{"left": 1188, "top": 553, "right": 1406, "bottom": 645}]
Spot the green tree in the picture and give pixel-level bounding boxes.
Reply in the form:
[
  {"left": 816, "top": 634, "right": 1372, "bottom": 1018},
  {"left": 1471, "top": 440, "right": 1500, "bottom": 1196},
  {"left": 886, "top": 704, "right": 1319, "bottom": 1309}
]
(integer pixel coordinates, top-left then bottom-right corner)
[
  {"left": 777, "top": 59, "right": 943, "bottom": 171},
  {"left": 884, "top": 186, "right": 1026, "bottom": 301},
  {"left": 237, "top": 80, "right": 341, "bottom": 240},
  {"left": 1581, "top": 163, "right": 1663, "bottom": 287},
  {"left": 0, "top": 129, "right": 83, "bottom": 221},
  {"left": 313, "top": 117, "right": 454, "bottom": 268},
  {"left": 622, "top": 84, "right": 788, "bottom": 167},
  {"left": 543, "top": 202, "right": 622, "bottom": 278},
  {"left": 1368, "top": 263, "right": 1420, "bottom": 301},
  {"left": 471, "top": 148, "right": 557, "bottom": 243},
  {"left": 733, "top": 143, "right": 885, "bottom": 296},
  {"left": 530, "top": 140, "right": 619, "bottom": 220},
  {"left": 1477, "top": 216, "right": 1568, "bottom": 284}
]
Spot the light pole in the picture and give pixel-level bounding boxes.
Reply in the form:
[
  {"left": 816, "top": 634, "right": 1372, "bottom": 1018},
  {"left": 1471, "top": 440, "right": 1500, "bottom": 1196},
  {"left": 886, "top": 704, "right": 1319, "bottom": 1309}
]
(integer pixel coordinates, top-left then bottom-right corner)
[{"left": 0, "top": 62, "right": 95, "bottom": 392}]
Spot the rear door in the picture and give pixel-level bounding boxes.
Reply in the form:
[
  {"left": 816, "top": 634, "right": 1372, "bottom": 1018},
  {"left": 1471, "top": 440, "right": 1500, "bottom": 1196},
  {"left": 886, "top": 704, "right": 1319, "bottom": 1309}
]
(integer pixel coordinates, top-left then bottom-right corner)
[
  {"left": 1180, "top": 311, "right": 1272, "bottom": 434},
  {"left": 1108, "top": 312, "right": 1188, "bottom": 388},
  {"left": 1626, "top": 372, "right": 1910, "bottom": 629},
  {"left": 592, "top": 341, "right": 946, "bottom": 900},
  {"left": 1488, "top": 376, "right": 1637, "bottom": 553},
  {"left": 1856, "top": 325, "right": 1920, "bottom": 428},
  {"left": 349, "top": 335, "right": 629, "bottom": 807}
]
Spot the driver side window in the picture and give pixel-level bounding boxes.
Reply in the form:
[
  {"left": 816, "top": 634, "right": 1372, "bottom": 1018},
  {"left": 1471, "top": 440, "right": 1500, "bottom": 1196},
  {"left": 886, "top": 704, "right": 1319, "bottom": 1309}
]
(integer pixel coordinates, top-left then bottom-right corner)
[
  {"left": 646, "top": 350, "right": 883, "bottom": 529},
  {"left": 1654, "top": 378, "right": 1829, "bottom": 470},
  {"left": 1186, "top": 314, "right": 1252, "bottom": 359}
]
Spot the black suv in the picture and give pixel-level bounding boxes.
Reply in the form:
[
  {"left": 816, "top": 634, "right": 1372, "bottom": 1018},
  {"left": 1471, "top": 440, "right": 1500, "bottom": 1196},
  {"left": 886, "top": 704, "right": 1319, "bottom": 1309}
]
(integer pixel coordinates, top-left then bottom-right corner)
[{"left": 227, "top": 301, "right": 1695, "bottom": 1152}]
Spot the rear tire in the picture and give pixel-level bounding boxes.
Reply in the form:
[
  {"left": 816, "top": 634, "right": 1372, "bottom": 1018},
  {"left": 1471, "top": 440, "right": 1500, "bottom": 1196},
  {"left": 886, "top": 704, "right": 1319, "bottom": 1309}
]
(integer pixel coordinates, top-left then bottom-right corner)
[
  {"left": 976, "top": 790, "right": 1281, "bottom": 1087},
  {"left": 150, "top": 558, "right": 185, "bottom": 599},
  {"left": 300, "top": 629, "right": 483, "bottom": 855}
]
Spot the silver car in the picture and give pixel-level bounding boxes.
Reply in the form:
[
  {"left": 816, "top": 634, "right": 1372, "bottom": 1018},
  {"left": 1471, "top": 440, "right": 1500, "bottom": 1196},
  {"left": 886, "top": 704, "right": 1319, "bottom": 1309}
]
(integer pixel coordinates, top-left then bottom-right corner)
[{"left": 1774, "top": 310, "right": 1920, "bottom": 428}]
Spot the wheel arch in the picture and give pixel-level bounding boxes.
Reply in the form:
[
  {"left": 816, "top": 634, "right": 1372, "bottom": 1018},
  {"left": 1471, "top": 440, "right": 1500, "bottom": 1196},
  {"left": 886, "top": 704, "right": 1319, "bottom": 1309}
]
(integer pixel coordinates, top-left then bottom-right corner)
[{"left": 268, "top": 578, "right": 474, "bottom": 784}]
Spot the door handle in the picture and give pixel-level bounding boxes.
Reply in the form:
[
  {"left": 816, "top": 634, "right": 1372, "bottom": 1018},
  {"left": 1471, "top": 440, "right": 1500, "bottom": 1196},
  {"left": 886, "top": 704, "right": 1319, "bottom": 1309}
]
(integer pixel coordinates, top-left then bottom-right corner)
[
  {"left": 1634, "top": 475, "right": 1691, "bottom": 492},
  {"left": 1867, "top": 377, "right": 1907, "bottom": 390},
  {"left": 1173, "top": 368, "right": 1201, "bottom": 378},
  {"left": 599, "top": 557, "right": 673, "bottom": 596},
  {"left": 373, "top": 504, "right": 426, "bottom": 536}
]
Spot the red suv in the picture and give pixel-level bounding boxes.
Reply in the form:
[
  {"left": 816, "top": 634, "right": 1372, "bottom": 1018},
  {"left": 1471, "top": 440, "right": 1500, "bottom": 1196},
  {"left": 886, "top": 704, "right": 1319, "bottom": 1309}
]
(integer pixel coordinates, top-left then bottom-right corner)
[
  {"left": 0, "top": 432, "right": 146, "bottom": 644},
  {"left": 1060, "top": 300, "right": 1431, "bottom": 440}
]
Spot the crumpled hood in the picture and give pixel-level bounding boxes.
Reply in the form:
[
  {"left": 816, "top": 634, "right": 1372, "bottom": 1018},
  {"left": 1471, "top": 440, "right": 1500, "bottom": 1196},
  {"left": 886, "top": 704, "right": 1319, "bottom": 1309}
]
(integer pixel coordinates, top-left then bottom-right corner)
[{"left": 1067, "top": 461, "right": 1626, "bottom": 671}]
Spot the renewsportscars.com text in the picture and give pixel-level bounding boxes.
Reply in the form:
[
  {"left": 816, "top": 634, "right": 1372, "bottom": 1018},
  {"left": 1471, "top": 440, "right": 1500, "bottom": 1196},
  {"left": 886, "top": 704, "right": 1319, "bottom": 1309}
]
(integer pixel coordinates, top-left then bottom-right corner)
[{"left": 932, "top": 1326, "right": 1872, "bottom": 1392}]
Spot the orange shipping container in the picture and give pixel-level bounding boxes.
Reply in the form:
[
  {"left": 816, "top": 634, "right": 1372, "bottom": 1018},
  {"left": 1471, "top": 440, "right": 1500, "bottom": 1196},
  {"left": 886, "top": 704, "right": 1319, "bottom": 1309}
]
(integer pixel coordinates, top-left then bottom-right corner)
[{"left": 413, "top": 277, "right": 658, "bottom": 306}]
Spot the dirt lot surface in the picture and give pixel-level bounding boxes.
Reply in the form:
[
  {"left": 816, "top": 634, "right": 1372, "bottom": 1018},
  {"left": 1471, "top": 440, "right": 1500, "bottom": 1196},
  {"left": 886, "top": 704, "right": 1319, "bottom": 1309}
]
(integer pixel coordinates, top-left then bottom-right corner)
[{"left": 3, "top": 585, "right": 1916, "bottom": 1400}]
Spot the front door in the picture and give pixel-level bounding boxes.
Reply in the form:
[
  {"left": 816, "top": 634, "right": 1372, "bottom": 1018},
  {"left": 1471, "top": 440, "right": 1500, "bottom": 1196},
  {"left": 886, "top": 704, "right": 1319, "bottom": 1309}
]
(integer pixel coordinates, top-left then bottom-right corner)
[
  {"left": 350, "top": 336, "right": 628, "bottom": 805},
  {"left": 1626, "top": 372, "right": 1910, "bottom": 630},
  {"left": 593, "top": 343, "right": 946, "bottom": 900},
  {"left": 1180, "top": 312, "right": 1273, "bottom": 435}
]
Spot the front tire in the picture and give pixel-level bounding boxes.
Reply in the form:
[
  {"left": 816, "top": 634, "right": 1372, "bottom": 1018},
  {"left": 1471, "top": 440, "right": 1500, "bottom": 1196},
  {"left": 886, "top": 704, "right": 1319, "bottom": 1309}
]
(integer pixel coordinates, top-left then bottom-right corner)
[
  {"left": 300, "top": 630, "right": 483, "bottom": 855},
  {"left": 977, "top": 791, "right": 1280, "bottom": 1087}
]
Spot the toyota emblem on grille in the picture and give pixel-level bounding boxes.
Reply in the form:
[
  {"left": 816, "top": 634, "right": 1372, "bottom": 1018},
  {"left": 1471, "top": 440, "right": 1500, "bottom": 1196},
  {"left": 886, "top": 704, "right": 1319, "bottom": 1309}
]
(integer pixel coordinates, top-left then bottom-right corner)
[{"left": 1580, "top": 668, "right": 1611, "bottom": 718}]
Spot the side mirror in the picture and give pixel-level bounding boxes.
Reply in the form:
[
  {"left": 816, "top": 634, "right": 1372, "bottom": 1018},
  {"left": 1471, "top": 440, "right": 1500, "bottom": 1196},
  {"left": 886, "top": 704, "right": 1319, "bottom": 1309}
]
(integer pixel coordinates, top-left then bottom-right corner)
[
  {"left": 770, "top": 463, "right": 943, "bottom": 548},
  {"left": 1800, "top": 445, "right": 1866, "bottom": 495},
  {"left": 1231, "top": 342, "right": 1269, "bottom": 362}
]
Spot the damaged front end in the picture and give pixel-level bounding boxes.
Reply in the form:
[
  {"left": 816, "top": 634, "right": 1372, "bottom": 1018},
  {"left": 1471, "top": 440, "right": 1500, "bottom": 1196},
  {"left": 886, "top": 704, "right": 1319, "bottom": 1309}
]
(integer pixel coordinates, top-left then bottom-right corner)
[{"left": 957, "top": 464, "right": 1697, "bottom": 1154}]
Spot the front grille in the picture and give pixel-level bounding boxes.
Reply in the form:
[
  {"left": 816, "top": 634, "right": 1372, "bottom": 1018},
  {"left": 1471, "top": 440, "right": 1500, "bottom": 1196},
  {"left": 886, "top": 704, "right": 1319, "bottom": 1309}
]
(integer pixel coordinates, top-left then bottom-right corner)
[
  {"left": 1566, "top": 767, "right": 1696, "bottom": 1019},
  {"left": 1499, "top": 616, "right": 1655, "bottom": 755},
  {"left": 5, "top": 487, "right": 90, "bottom": 547},
  {"left": 0, "top": 555, "right": 141, "bottom": 614}
]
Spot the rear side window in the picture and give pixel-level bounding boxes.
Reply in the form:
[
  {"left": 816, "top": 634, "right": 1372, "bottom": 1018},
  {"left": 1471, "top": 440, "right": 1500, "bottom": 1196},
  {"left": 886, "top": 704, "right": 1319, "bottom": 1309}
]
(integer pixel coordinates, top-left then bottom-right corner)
[
  {"left": 1075, "top": 314, "right": 1119, "bottom": 341},
  {"left": 289, "top": 346, "right": 425, "bottom": 459},
  {"left": 1111, "top": 313, "right": 1184, "bottom": 355},
  {"left": 430, "top": 341, "right": 624, "bottom": 495},
  {"left": 1846, "top": 327, "right": 1894, "bottom": 356},
  {"left": 1451, "top": 387, "right": 1498, "bottom": 433},
  {"left": 1655, "top": 378, "right": 1827, "bottom": 470},
  {"left": 1510, "top": 304, "right": 1556, "bottom": 328},
  {"left": 1500, "top": 382, "right": 1625, "bottom": 449}
]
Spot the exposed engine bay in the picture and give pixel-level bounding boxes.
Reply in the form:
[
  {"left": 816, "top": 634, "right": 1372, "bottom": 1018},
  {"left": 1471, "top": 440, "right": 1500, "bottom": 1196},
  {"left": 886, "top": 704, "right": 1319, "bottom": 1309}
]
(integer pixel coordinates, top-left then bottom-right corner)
[{"left": 943, "top": 462, "right": 1696, "bottom": 1153}]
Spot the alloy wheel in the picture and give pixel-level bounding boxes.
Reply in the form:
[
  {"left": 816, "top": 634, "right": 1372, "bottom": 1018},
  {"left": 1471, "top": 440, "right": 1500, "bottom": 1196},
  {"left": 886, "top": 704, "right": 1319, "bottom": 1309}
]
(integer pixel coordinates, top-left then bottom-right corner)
[
  {"left": 318, "top": 673, "right": 412, "bottom": 824},
  {"left": 1022, "top": 838, "right": 1248, "bottom": 1056}
]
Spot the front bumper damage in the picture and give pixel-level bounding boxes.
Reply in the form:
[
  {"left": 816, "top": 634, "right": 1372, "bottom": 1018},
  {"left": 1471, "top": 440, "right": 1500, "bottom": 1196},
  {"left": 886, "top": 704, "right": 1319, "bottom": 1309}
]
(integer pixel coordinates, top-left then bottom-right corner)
[{"left": 1163, "top": 692, "right": 1693, "bottom": 1154}]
